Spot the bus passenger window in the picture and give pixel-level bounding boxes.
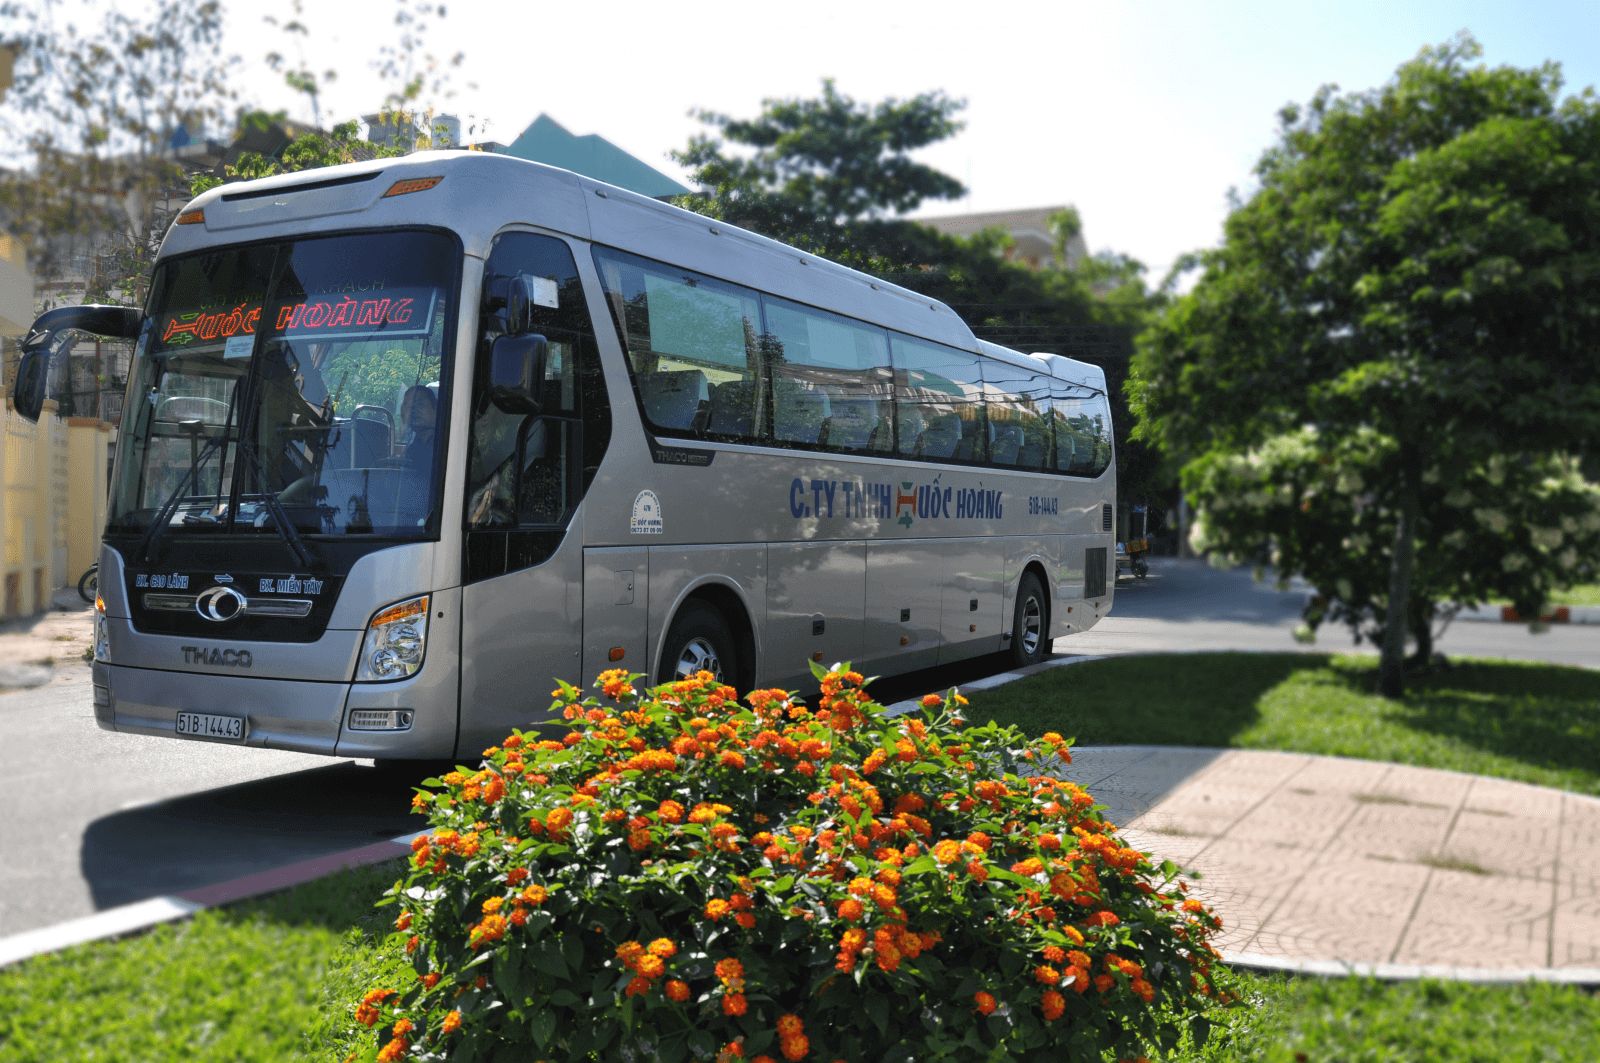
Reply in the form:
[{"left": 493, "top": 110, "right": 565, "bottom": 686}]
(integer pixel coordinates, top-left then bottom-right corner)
[
  {"left": 760, "top": 296, "right": 891, "bottom": 454},
  {"left": 890, "top": 334, "right": 986, "bottom": 464},
  {"left": 1051, "top": 383, "right": 1113, "bottom": 478},
  {"left": 983, "top": 361, "right": 1053, "bottom": 471},
  {"left": 594, "top": 247, "right": 763, "bottom": 444}
]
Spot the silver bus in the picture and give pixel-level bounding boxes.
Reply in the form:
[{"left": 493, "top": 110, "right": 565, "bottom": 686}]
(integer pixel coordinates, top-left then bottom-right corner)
[{"left": 12, "top": 151, "right": 1115, "bottom": 762}]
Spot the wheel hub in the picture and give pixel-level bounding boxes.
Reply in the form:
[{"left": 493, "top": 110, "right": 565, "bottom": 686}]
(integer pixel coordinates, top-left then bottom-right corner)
[{"left": 672, "top": 636, "right": 724, "bottom": 683}]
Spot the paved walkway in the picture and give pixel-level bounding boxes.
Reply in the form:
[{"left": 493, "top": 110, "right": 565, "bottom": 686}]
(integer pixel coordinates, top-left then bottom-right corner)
[{"left": 1066, "top": 746, "right": 1600, "bottom": 977}]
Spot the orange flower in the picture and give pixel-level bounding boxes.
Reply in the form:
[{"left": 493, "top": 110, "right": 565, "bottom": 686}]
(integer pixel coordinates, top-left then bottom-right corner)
[
  {"left": 422, "top": 973, "right": 441, "bottom": 988},
  {"left": 837, "top": 898, "right": 864, "bottom": 921},
  {"left": 933, "top": 840, "right": 961, "bottom": 865},
  {"left": 720, "top": 750, "right": 747, "bottom": 769},
  {"left": 776, "top": 1014, "right": 803, "bottom": 1037},
  {"left": 920, "top": 694, "right": 942, "bottom": 708},
  {"left": 521, "top": 884, "right": 548, "bottom": 905},
  {"left": 966, "top": 861, "right": 989, "bottom": 882},
  {"left": 637, "top": 954, "right": 665, "bottom": 979},
  {"left": 705, "top": 899, "right": 732, "bottom": 921},
  {"left": 723, "top": 993, "right": 749, "bottom": 1015},
  {"left": 441, "top": 1009, "right": 462, "bottom": 1034},
  {"left": 648, "top": 938, "right": 677, "bottom": 958},
  {"left": 395, "top": 911, "right": 412, "bottom": 931},
  {"left": 973, "top": 991, "right": 998, "bottom": 1015},
  {"left": 624, "top": 975, "right": 652, "bottom": 997},
  {"left": 376, "top": 1038, "right": 408, "bottom": 1062},
  {"left": 1130, "top": 978, "right": 1155, "bottom": 1002},
  {"left": 1034, "top": 964, "right": 1061, "bottom": 985},
  {"left": 780, "top": 1035, "right": 809, "bottom": 1061},
  {"left": 1041, "top": 989, "right": 1065, "bottom": 1020},
  {"left": 1085, "top": 910, "right": 1120, "bottom": 928},
  {"left": 735, "top": 912, "right": 756, "bottom": 929},
  {"left": 666, "top": 979, "right": 691, "bottom": 1002}
]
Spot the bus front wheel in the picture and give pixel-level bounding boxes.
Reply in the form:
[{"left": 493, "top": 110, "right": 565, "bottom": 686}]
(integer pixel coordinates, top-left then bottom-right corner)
[
  {"left": 659, "top": 601, "right": 736, "bottom": 687},
  {"left": 1010, "top": 573, "right": 1049, "bottom": 669}
]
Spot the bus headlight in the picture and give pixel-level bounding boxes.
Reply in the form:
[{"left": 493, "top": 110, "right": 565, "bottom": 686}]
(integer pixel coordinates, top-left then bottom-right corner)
[
  {"left": 356, "top": 595, "right": 429, "bottom": 682},
  {"left": 93, "top": 595, "right": 110, "bottom": 662}
]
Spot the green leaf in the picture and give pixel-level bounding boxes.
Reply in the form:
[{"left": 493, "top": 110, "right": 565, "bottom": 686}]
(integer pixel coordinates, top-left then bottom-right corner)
[
  {"left": 866, "top": 992, "right": 891, "bottom": 1038},
  {"left": 528, "top": 1006, "right": 557, "bottom": 1049},
  {"left": 529, "top": 941, "right": 567, "bottom": 979}
]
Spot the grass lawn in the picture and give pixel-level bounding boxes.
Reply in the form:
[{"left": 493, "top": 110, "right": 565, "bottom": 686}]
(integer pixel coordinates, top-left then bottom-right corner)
[
  {"left": 964, "top": 652, "right": 1600, "bottom": 795},
  {"left": 1550, "top": 583, "right": 1600, "bottom": 607},
  {"left": 0, "top": 861, "right": 410, "bottom": 1063},
  {"left": 1171, "top": 972, "right": 1600, "bottom": 1062}
]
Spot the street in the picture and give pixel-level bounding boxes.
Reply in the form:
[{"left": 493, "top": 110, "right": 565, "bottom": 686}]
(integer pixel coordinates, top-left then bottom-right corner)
[{"left": 0, "top": 558, "right": 1593, "bottom": 939}]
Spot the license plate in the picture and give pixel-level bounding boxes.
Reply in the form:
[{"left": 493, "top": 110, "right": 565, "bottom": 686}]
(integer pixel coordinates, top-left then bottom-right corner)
[{"left": 175, "top": 711, "right": 246, "bottom": 741}]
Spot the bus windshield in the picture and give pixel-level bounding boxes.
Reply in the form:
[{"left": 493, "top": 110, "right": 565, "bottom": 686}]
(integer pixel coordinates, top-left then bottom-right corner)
[{"left": 107, "top": 229, "right": 458, "bottom": 539}]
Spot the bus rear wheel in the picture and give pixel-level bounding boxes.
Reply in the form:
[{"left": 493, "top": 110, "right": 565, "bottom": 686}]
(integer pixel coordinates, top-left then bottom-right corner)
[
  {"left": 659, "top": 600, "right": 736, "bottom": 687},
  {"left": 1009, "top": 573, "right": 1049, "bottom": 669}
]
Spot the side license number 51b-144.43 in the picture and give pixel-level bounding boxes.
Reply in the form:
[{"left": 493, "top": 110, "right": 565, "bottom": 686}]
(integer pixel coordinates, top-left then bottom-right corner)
[{"left": 175, "top": 712, "right": 245, "bottom": 741}]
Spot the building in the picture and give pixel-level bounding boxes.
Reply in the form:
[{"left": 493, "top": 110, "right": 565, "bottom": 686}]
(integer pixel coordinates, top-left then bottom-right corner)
[
  {"left": 917, "top": 205, "right": 1088, "bottom": 271},
  {"left": 494, "top": 114, "right": 690, "bottom": 201}
]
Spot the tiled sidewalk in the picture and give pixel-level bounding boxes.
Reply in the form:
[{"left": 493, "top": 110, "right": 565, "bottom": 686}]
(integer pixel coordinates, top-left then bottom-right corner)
[{"left": 1066, "top": 746, "right": 1600, "bottom": 974}]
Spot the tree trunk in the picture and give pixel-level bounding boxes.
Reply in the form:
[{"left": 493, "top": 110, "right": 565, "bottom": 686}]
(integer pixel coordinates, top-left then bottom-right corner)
[
  {"left": 1407, "top": 597, "right": 1434, "bottom": 669},
  {"left": 1379, "top": 445, "right": 1422, "bottom": 698}
]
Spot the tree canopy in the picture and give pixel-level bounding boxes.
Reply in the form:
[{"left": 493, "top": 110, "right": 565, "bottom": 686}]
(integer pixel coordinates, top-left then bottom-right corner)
[{"left": 1129, "top": 35, "right": 1600, "bottom": 694}]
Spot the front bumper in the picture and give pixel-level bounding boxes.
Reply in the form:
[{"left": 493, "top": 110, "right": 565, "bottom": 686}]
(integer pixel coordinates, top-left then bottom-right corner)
[{"left": 93, "top": 660, "right": 458, "bottom": 758}]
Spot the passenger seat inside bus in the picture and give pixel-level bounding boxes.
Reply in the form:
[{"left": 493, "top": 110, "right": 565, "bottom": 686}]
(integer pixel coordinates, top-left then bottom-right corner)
[
  {"left": 639, "top": 369, "right": 709, "bottom": 432},
  {"left": 991, "top": 425, "right": 1022, "bottom": 466},
  {"left": 773, "top": 379, "right": 831, "bottom": 445},
  {"left": 818, "top": 394, "right": 881, "bottom": 451},
  {"left": 708, "top": 380, "right": 758, "bottom": 437}
]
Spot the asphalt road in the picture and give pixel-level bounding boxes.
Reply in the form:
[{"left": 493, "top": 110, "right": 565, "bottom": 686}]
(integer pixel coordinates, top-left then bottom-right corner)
[{"left": 1, "top": 557, "right": 1593, "bottom": 939}]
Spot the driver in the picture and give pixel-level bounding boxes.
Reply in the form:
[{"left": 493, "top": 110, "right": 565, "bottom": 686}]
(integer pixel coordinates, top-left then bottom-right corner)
[{"left": 398, "top": 385, "right": 437, "bottom": 462}]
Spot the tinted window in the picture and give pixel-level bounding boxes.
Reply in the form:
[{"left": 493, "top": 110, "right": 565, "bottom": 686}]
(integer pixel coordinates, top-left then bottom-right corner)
[
  {"left": 1051, "top": 382, "right": 1113, "bottom": 477},
  {"left": 983, "top": 360, "right": 1054, "bottom": 471},
  {"left": 891, "top": 334, "right": 986, "bottom": 464},
  {"left": 762, "top": 296, "right": 892, "bottom": 454},
  {"left": 595, "top": 247, "right": 763, "bottom": 443},
  {"left": 465, "top": 233, "right": 609, "bottom": 580}
]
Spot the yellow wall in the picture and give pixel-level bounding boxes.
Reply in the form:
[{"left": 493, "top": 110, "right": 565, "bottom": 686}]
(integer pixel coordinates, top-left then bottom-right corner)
[{"left": 1, "top": 401, "right": 109, "bottom": 617}]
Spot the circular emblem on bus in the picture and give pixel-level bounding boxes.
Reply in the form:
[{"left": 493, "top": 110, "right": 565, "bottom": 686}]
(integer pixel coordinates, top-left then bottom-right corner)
[
  {"left": 196, "top": 585, "right": 249, "bottom": 622},
  {"left": 630, "top": 489, "right": 663, "bottom": 535}
]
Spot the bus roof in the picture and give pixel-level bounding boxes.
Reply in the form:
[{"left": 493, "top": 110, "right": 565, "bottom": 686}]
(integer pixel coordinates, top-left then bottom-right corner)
[{"left": 165, "top": 151, "right": 983, "bottom": 354}]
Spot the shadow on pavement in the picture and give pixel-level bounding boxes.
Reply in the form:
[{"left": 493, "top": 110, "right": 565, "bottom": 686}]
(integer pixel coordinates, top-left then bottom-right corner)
[
  {"left": 1107, "top": 559, "right": 1311, "bottom": 625},
  {"left": 79, "top": 761, "right": 429, "bottom": 911}
]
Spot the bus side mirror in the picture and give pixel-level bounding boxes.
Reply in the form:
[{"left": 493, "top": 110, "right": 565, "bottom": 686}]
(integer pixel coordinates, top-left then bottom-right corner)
[
  {"left": 488, "top": 333, "right": 547, "bottom": 415},
  {"left": 10, "top": 305, "right": 143, "bottom": 423}
]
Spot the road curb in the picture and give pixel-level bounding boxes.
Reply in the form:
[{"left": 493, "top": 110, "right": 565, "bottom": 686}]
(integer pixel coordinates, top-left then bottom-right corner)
[
  {"left": 883, "top": 653, "right": 1110, "bottom": 716},
  {"left": 1453, "top": 603, "right": 1600, "bottom": 624},
  {"left": 0, "top": 831, "right": 425, "bottom": 970},
  {"left": 1221, "top": 950, "right": 1600, "bottom": 986}
]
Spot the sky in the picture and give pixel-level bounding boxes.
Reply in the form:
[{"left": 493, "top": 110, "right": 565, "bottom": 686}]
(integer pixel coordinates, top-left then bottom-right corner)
[{"left": 66, "top": 0, "right": 1600, "bottom": 286}]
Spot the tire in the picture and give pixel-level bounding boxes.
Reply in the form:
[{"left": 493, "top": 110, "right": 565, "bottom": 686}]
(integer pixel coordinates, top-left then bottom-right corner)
[
  {"left": 658, "top": 600, "right": 737, "bottom": 687},
  {"left": 1009, "top": 572, "right": 1049, "bottom": 669},
  {"left": 78, "top": 565, "right": 98, "bottom": 604}
]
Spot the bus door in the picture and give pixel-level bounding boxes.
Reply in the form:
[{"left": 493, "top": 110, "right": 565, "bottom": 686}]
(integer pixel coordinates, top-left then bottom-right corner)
[{"left": 457, "top": 232, "right": 610, "bottom": 752}]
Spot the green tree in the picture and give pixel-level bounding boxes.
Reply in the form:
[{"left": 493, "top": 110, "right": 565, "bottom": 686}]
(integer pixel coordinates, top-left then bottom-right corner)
[{"left": 1129, "top": 35, "right": 1600, "bottom": 695}]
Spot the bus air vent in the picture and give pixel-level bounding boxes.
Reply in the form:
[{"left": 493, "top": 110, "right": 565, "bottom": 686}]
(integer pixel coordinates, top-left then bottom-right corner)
[
  {"left": 1102, "top": 504, "right": 1113, "bottom": 531},
  {"left": 220, "top": 170, "right": 380, "bottom": 203}
]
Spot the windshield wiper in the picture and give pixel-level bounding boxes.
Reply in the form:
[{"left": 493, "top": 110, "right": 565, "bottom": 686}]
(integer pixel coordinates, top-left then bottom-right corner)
[
  {"left": 137, "top": 434, "right": 229, "bottom": 565},
  {"left": 237, "top": 438, "right": 317, "bottom": 570}
]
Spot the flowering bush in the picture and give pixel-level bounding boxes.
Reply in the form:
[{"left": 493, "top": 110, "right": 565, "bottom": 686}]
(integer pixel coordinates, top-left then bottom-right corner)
[{"left": 348, "top": 663, "right": 1226, "bottom": 1062}]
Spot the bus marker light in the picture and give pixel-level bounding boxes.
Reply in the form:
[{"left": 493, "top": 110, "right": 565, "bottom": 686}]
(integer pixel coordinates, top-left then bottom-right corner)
[
  {"left": 812, "top": 652, "right": 823, "bottom": 661},
  {"left": 970, "top": 624, "right": 977, "bottom": 632},
  {"left": 176, "top": 209, "right": 204, "bottom": 225},
  {"left": 609, "top": 647, "right": 625, "bottom": 661},
  {"left": 900, "top": 637, "right": 909, "bottom": 646},
  {"left": 383, "top": 176, "right": 443, "bottom": 198}
]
